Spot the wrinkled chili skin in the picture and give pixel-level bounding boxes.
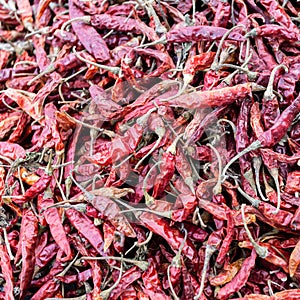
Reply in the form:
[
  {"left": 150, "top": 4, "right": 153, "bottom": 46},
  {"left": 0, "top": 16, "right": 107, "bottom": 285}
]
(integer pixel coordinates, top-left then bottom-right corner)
[
  {"left": 259, "top": 93, "right": 300, "bottom": 147},
  {"left": 166, "top": 26, "right": 244, "bottom": 43},
  {"left": 65, "top": 208, "right": 106, "bottom": 255},
  {"left": 140, "top": 212, "right": 199, "bottom": 266},
  {"left": 0, "top": 236, "right": 14, "bottom": 300},
  {"left": 19, "top": 209, "right": 39, "bottom": 300},
  {"left": 217, "top": 249, "right": 257, "bottom": 299},
  {"left": 69, "top": 0, "right": 110, "bottom": 62}
]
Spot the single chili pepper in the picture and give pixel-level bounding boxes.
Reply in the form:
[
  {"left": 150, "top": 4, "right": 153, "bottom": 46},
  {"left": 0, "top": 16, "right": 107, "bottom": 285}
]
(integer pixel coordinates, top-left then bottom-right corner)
[
  {"left": 0, "top": 142, "right": 26, "bottom": 161},
  {"left": 175, "top": 146, "right": 195, "bottom": 193},
  {"left": 289, "top": 239, "right": 300, "bottom": 278},
  {"left": 239, "top": 240, "right": 289, "bottom": 273},
  {"left": 65, "top": 208, "right": 106, "bottom": 256},
  {"left": 35, "top": 242, "right": 59, "bottom": 269},
  {"left": 245, "top": 24, "right": 299, "bottom": 41},
  {"left": 142, "top": 258, "right": 164, "bottom": 294},
  {"left": 16, "top": 0, "right": 33, "bottom": 32},
  {"left": 109, "top": 266, "right": 142, "bottom": 300},
  {"left": 217, "top": 249, "right": 257, "bottom": 299},
  {"left": 151, "top": 140, "right": 176, "bottom": 199},
  {"left": 210, "top": 258, "right": 245, "bottom": 286},
  {"left": 277, "top": 61, "right": 300, "bottom": 106},
  {"left": 40, "top": 188, "right": 72, "bottom": 262},
  {"left": 18, "top": 208, "right": 39, "bottom": 300},
  {"left": 261, "top": 65, "right": 287, "bottom": 130},
  {"left": 139, "top": 212, "right": 199, "bottom": 266},
  {"left": 0, "top": 235, "right": 14, "bottom": 300},
  {"left": 164, "top": 83, "right": 257, "bottom": 109},
  {"left": 8, "top": 112, "right": 31, "bottom": 143},
  {"left": 31, "top": 278, "right": 60, "bottom": 300},
  {"left": 68, "top": 0, "right": 110, "bottom": 62},
  {"left": 216, "top": 207, "right": 235, "bottom": 265},
  {"left": 165, "top": 25, "right": 244, "bottom": 43}
]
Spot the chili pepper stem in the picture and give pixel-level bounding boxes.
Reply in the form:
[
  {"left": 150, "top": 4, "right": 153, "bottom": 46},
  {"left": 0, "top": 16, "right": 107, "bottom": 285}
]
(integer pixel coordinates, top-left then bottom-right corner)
[
  {"left": 135, "top": 36, "right": 167, "bottom": 48},
  {"left": 218, "top": 63, "right": 257, "bottom": 80},
  {"left": 60, "top": 16, "right": 91, "bottom": 36},
  {"left": 211, "top": 24, "right": 245, "bottom": 71},
  {"left": 230, "top": 176, "right": 261, "bottom": 207},
  {"left": 252, "top": 157, "right": 269, "bottom": 202},
  {"left": 269, "top": 168, "right": 281, "bottom": 214},
  {"left": 194, "top": 244, "right": 216, "bottom": 300},
  {"left": 3, "top": 229, "right": 14, "bottom": 260},
  {"left": 241, "top": 204, "right": 268, "bottom": 258},
  {"left": 72, "top": 47, "right": 121, "bottom": 75},
  {"left": 222, "top": 140, "right": 262, "bottom": 181},
  {"left": 264, "top": 65, "right": 288, "bottom": 100}
]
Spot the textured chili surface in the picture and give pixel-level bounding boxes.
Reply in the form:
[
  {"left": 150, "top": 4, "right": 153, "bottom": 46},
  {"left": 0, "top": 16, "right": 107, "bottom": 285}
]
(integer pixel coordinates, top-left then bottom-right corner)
[{"left": 0, "top": 0, "right": 299, "bottom": 299}]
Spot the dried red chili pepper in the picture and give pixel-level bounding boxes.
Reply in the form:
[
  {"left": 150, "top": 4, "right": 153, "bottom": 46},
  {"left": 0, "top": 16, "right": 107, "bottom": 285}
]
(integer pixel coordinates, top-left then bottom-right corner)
[
  {"left": 30, "top": 278, "right": 60, "bottom": 300},
  {"left": 39, "top": 188, "right": 72, "bottom": 262},
  {"left": 65, "top": 208, "right": 106, "bottom": 256},
  {"left": 217, "top": 249, "right": 257, "bottom": 299},
  {"left": 68, "top": 0, "right": 110, "bottom": 62},
  {"left": 0, "top": 235, "right": 14, "bottom": 300},
  {"left": 18, "top": 208, "right": 39, "bottom": 300},
  {"left": 139, "top": 212, "right": 199, "bottom": 266}
]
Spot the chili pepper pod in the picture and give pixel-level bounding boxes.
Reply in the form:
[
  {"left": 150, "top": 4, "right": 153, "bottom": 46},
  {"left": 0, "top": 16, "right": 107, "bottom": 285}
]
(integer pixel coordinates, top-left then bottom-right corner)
[
  {"left": 17, "top": 208, "right": 39, "bottom": 300},
  {"left": 39, "top": 188, "right": 73, "bottom": 262},
  {"left": 245, "top": 24, "right": 299, "bottom": 41},
  {"left": 65, "top": 208, "right": 107, "bottom": 256},
  {"left": 151, "top": 138, "right": 177, "bottom": 199},
  {"left": 139, "top": 212, "right": 199, "bottom": 266},
  {"left": 216, "top": 249, "right": 257, "bottom": 299},
  {"left": 30, "top": 278, "right": 60, "bottom": 300},
  {"left": 163, "top": 83, "right": 256, "bottom": 109},
  {"left": 68, "top": 0, "right": 110, "bottom": 62},
  {"left": 0, "top": 235, "right": 14, "bottom": 300}
]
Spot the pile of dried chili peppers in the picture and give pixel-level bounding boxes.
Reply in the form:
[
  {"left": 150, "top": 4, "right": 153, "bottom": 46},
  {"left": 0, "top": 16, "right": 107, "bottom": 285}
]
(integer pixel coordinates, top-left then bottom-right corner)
[{"left": 0, "top": 0, "right": 300, "bottom": 299}]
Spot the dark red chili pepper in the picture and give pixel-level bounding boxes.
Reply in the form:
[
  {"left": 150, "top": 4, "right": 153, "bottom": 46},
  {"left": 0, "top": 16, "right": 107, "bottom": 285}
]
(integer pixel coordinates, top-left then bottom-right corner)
[
  {"left": 139, "top": 212, "right": 199, "bottom": 266},
  {"left": 109, "top": 266, "right": 142, "bottom": 300},
  {"left": 65, "top": 208, "right": 106, "bottom": 256},
  {"left": 39, "top": 188, "right": 72, "bottom": 262},
  {"left": 0, "top": 235, "right": 14, "bottom": 300},
  {"left": 165, "top": 25, "right": 245, "bottom": 42},
  {"left": 18, "top": 208, "right": 39, "bottom": 300},
  {"left": 30, "top": 279, "right": 60, "bottom": 300}
]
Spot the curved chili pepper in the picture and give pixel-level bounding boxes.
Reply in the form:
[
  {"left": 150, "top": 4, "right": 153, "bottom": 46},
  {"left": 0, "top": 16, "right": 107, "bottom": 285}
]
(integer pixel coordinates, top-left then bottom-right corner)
[
  {"left": 65, "top": 208, "right": 106, "bottom": 255},
  {"left": 0, "top": 235, "right": 14, "bottom": 300},
  {"left": 139, "top": 212, "right": 199, "bottom": 266},
  {"left": 217, "top": 249, "right": 257, "bottom": 299},
  {"left": 30, "top": 278, "right": 60, "bottom": 300},
  {"left": 68, "top": 0, "right": 110, "bottom": 62}
]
